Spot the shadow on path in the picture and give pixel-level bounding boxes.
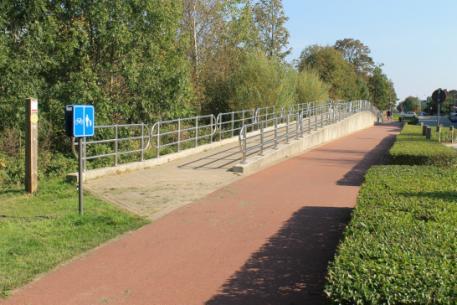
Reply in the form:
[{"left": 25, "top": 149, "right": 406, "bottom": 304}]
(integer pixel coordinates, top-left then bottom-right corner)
[
  {"left": 337, "top": 125, "right": 399, "bottom": 186},
  {"left": 205, "top": 206, "right": 352, "bottom": 305},
  {"left": 205, "top": 125, "right": 401, "bottom": 305}
]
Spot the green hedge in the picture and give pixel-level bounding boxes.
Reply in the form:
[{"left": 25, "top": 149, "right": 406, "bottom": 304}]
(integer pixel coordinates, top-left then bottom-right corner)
[
  {"left": 389, "top": 125, "right": 457, "bottom": 166},
  {"left": 325, "top": 166, "right": 457, "bottom": 305}
]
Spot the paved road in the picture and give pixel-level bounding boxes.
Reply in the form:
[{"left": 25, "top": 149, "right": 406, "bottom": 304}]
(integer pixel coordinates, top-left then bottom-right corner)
[
  {"left": 2, "top": 124, "right": 400, "bottom": 305},
  {"left": 419, "top": 115, "right": 456, "bottom": 127}
]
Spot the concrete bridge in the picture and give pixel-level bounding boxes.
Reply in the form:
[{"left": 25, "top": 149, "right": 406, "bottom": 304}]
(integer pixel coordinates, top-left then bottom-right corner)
[{"left": 79, "top": 101, "right": 378, "bottom": 219}]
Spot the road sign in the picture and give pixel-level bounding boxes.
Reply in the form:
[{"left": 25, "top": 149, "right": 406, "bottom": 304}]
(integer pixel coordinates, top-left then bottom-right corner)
[
  {"left": 432, "top": 89, "right": 447, "bottom": 104},
  {"left": 73, "top": 105, "right": 95, "bottom": 137}
]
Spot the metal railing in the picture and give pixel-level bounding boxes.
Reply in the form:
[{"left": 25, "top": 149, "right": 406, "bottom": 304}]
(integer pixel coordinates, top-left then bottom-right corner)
[
  {"left": 238, "top": 101, "right": 375, "bottom": 163},
  {"left": 151, "top": 114, "right": 217, "bottom": 158},
  {"left": 74, "top": 100, "right": 376, "bottom": 169},
  {"left": 215, "top": 109, "right": 256, "bottom": 140},
  {"left": 74, "top": 123, "right": 150, "bottom": 169}
]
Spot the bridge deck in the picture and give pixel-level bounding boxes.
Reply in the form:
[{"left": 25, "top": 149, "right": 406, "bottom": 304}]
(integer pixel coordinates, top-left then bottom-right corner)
[
  {"left": 86, "top": 141, "right": 244, "bottom": 219},
  {"left": 85, "top": 115, "right": 324, "bottom": 219}
]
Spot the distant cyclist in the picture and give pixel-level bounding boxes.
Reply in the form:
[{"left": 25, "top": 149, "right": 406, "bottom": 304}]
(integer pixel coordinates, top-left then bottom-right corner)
[{"left": 386, "top": 110, "right": 392, "bottom": 121}]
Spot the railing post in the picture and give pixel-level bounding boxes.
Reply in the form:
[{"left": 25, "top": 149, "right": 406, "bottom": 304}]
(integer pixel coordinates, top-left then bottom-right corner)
[
  {"left": 286, "top": 114, "right": 289, "bottom": 144},
  {"left": 195, "top": 117, "right": 199, "bottom": 147},
  {"left": 295, "top": 112, "right": 299, "bottom": 140},
  {"left": 115, "top": 124, "right": 119, "bottom": 166},
  {"left": 308, "top": 111, "right": 311, "bottom": 133},
  {"left": 156, "top": 122, "right": 161, "bottom": 158},
  {"left": 260, "top": 122, "right": 264, "bottom": 156},
  {"left": 210, "top": 116, "right": 213, "bottom": 144},
  {"left": 218, "top": 115, "right": 222, "bottom": 141},
  {"left": 321, "top": 108, "right": 324, "bottom": 128},
  {"left": 231, "top": 112, "right": 235, "bottom": 137},
  {"left": 274, "top": 117, "right": 278, "bottom": 149},
  {"left": 141, "top": 123, "right": 144, "bottom": 161},
  {"left": 300, "top": 112, "right": 304, "bottom": 137},
  {"left": 315, "top": 108, "right": 318, "bottom": 131},
  {"left": 242, "top": 127, "right": 247, "bottom": 163},
  {"left": 177, "top": 119, "right": 181, "bottom": 152}
]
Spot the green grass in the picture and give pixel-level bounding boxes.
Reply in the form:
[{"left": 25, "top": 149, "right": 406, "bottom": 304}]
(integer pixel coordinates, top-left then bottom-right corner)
[
  {"left": 325, "top": 166, "right": 457, "bottom": 305},
  {"left": 389, "top": 125, "right": 457, "bottom": 166},
  {"left": 0, "top": 179, "right": 148, "bottom": 297}
]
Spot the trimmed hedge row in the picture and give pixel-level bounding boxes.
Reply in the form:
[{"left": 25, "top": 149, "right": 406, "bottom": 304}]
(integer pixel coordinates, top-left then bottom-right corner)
[
  {"left": 389, "top": 125, "right": 457, "bottom": 167},
  {"left": 325, "top": 166, "right": 457, "bottom": 305}
]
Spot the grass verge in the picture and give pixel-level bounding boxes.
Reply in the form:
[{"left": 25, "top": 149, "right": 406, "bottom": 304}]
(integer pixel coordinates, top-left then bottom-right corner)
[
  {"left": 389, "top": 124, "right": 457, "bottom": 166},
  {"left": 325, "top": 165, "right": 457, "bottom": 305},
  {"left": 0, "top": 179, "right": 148, "bottom": 297}
]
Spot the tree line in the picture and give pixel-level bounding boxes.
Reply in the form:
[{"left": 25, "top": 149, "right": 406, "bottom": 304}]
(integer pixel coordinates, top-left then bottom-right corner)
[
  {"left": 0, "top": 0, "right": 397, "bottom": 156},
  {"left": 398, "top": 90, "right": 457, "bottom": 114}
]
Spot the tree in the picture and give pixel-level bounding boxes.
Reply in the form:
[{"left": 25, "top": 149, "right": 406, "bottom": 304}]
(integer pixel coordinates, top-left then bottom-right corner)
[
  {"left": 228, "top": 51, "right": 296, "bottom": 110},
  {"left": 295, "top": 70, "right": 329, "bottom": 103},
  {"left": 399, "top": 96, "right": 421, "bottom": 112},
  {"left": 334, "top": 38, "right": 375, "bottom": 75},
  {"left": 368, "top": 67, "right": 397, "bottom": 110},
  {"left": 254, "top": 0, "right": 291, "bottom": 59},
  {"left": 181, "top": 0, "right": 260, "bottom": 112},
  {"left": 297, "top": 46, "right": 359, "bottom": 100},
  {"left": 0, "top": 0, "right": 193, "bottom": 152}
]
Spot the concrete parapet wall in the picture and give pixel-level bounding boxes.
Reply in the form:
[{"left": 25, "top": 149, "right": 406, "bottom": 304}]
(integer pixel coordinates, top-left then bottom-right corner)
[
  {"left": 67, "top": 136, "right": 240, "bottom": 183},
  {"left": 231, "top": 111, "right": 377, "bottom": 174}
]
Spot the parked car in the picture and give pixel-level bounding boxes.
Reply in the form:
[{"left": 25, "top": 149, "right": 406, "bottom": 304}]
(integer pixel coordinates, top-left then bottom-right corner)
[
  {"left": 399, "top": 111, "right": 419, "bottom": 124},
  {"left": 449, "top": 112, "right": 457, "bottom": 123}
]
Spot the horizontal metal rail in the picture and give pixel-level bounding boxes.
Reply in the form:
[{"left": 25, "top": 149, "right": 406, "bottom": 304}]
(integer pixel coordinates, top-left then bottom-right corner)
[
  {"left": 74, "top": 123, "right": 150, "bottom": 169},
  {"left": 238, "top": 101, "right": 375, "bottom": 163}
]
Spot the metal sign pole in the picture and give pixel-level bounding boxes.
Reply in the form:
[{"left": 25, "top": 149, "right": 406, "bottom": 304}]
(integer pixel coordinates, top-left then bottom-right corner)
[
  {"left": 78, "top": 137, "right": 84, "bottom": 215},
  {"left": 437, "top": 104, "right": 441, "bottom": 127}
]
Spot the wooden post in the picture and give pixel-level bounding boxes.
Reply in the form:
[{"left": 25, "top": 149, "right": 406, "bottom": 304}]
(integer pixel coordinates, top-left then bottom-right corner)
[
  {"left": 425, "top": 127, "right": 432, "bottom": 140},
  {"left": 25, "top": 98, "right": 38, "bottom": 193}
]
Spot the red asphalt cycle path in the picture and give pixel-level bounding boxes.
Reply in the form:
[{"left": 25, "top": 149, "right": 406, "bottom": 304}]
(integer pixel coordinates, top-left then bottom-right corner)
[{"left": 2, "top": 124, "right": 399, "bottom": 305}]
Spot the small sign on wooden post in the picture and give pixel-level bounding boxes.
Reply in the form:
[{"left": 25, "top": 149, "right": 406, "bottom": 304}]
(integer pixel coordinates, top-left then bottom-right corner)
[{"left": 25, "top": 98, "right": 39, "bottom": 193}]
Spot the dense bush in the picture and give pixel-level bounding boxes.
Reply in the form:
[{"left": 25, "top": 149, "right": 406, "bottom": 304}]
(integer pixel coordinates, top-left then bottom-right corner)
[
  {"left": 326, "top": 165, "right": 457, "bottom": 305},
  {"left": 389, "top": 125, "right": 457, "bottom": 166},
  {"left": 228, "top": 52, "right": 298, "bottom": 110},
  {"left": 295, "top": 69, "right": 330, "bottom": 103}
]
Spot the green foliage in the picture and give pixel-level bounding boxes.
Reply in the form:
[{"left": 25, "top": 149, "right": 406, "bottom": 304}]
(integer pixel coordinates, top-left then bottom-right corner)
[
  {"left": 326, "top": 165, "right": 457, "bottom": 305},
  {"left": 228, "top": 52, "right": 297, "bottom": 110},
  {"left": 254, "top": 0, "right": 291, "bottom": 59},
  {"left": 368, "top": 67, "right": 396, "bottom": 110},
  {"left": 0, "top": 178, "right": 148, "bottom": 296},
  {"left": 389, "top": 125, "right": 457, "bottom": 166},
  {"left": 399, "top": 96, "right": 421, "bottom": 112},
  {"left": 295, "top": 69, "right": 330, "bottom": 103},
  {"left": 334, "top": 38, "right": 375, "bottom": 75},
  {"left": 0, "top": 0, "right": 193, "bottom": 142},
  {"left": 297, "top": 46, "right": 361, "bottom": 100}
]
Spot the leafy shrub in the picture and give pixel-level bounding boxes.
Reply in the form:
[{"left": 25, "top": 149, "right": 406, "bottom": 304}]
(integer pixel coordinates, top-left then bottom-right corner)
[
  {"left": 228, "top": 51, "right": 298, "bottom": 110},
  {"left": 389, "top": 125, "right": 457, "bottom": 166},
  {"left": 295, "top": 69, "right": 329, "bottom": 103},
  {"left": 325, "top": 166, "right": 457, "bottom": 305}
]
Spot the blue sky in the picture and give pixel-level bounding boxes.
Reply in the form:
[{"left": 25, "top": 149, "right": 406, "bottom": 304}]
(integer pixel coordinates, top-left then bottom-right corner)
[{"left": 283, "top": 0, "right": 457, "bottom": 102}]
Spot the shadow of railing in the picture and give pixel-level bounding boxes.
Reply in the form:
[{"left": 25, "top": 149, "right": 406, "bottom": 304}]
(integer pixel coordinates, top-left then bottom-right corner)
[
  {"left": 205, "top": 206, "right": 353, "bottom": 305},
  {"left": 337, "top": 125, "right": 400, "bottom": 186}
]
